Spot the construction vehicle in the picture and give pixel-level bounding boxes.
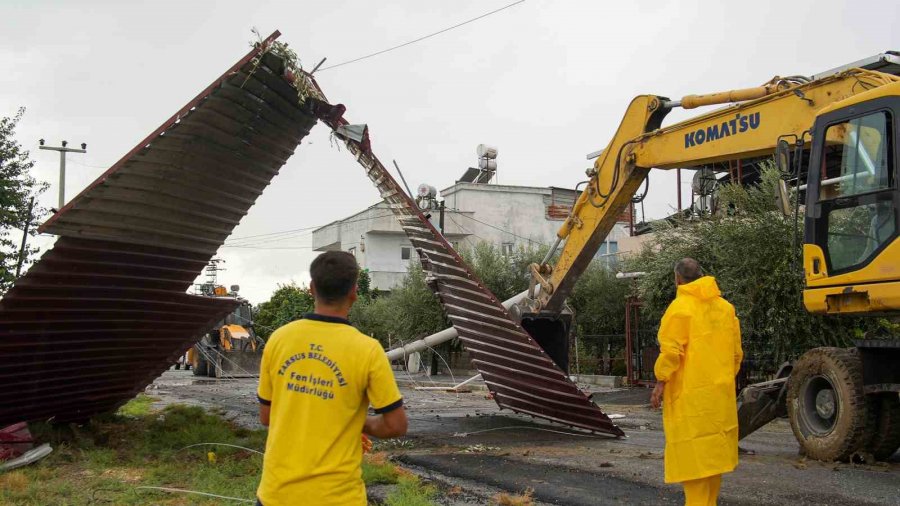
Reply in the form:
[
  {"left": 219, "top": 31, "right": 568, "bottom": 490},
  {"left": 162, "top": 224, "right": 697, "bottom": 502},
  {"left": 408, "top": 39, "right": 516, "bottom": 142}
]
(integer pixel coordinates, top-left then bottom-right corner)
[
  {"left": 508, "top": 52, "right": 900, "bottom": 462},
  {"left": 187, "top": 273, "right": 262, "bottom": 378}
]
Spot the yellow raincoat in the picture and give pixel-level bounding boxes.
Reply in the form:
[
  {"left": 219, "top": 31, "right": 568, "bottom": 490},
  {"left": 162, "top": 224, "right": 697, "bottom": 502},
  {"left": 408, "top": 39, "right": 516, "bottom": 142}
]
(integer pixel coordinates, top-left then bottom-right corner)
[{"left": 654, "top": 276, "right": 743, "bottom": 483}]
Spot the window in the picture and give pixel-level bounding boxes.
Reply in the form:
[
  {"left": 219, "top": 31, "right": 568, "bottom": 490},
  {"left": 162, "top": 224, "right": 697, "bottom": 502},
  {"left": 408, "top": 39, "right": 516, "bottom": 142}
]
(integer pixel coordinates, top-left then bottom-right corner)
[
  {"left": 817, "top": 110, "right": 896, "bottom": 274},
  {"left": 598, "top": 241, "right": 618, "bottom": 255},
  {"left": 819, "top": 112, "right": 892, "bottom": 201},
  {"left": 501, "top": 242, "right": 514, "bottom": 256},
  {"left": 827, "top": 202, "right": 895, "bottom": 271},
  {"left": 401, "top": 247, "right": 411, "bottom": 260}
]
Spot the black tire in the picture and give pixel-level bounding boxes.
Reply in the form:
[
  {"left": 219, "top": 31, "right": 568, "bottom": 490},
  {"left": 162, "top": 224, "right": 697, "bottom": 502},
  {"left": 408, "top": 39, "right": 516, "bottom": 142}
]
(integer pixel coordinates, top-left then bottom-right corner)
[
  {"left": 869, "top": 393, "right": 900, "bottom": 461},
  {"left": 192, "top": 352, "right": 209, "bottom": 377},
  {"left": 174, "top": 363, "right": 181, "bottom": 370},
  {"left": 206, "top": 360, "right": 218, "bottom": 378},
  {"left": 787, "top": 347, "right": 872, "bottom": 462}
]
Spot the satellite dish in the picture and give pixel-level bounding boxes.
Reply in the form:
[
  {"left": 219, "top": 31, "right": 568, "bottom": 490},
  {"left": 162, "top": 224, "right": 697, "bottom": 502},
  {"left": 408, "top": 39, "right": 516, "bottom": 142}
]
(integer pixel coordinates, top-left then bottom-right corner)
[
  {"left": 417, "top": 184, "right": 437, "bottom": 198},
  {"left": 692, "top": 168, "right": 718, "bottom": 196}
]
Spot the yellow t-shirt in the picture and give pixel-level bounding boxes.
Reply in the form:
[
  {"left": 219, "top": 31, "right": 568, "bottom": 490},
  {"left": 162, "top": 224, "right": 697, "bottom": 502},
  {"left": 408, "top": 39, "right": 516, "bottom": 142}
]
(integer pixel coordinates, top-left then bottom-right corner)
[{"left": 256, "top": 314, "right": 402, "bottom": 506}]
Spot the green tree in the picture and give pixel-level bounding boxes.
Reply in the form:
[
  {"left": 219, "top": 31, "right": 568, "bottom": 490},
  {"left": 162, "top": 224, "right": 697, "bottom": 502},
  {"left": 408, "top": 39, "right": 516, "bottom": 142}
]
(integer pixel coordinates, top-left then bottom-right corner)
[
  {"left": 569, "top": 262, "right": 629, "bottom": 336},
  {"left": 0, "top": 107, "right": 47, "bottom": 293},
  {"left": 351, "top": 264, "right": 449, "bottom": 346},
  {"left": 253, "top": 283, "right": 314, "bottom": 340},
  {"left": 458, "top": 242, "right": 547, "bottom": 301},
  {"left": 627, "top": 166, "right": 875, "bottom": 373}
]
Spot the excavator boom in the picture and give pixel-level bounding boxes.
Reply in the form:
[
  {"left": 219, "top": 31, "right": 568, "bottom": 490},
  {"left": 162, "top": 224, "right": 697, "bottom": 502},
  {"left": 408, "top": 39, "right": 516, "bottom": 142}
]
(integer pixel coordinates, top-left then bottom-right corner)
[{"left": 533, "top": 68, "right": 900, "bottom": 315}]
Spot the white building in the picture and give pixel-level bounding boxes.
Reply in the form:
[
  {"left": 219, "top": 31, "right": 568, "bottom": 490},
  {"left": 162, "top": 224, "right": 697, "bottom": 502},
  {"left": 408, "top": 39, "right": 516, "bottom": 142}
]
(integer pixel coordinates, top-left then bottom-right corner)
[{"left": 312, "top": 181, "right": 630, "bottom": 291}]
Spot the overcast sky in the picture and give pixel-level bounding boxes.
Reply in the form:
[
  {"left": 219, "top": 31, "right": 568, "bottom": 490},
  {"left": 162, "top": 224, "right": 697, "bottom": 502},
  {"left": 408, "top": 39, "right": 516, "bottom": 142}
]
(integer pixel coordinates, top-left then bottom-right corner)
[{"left": 2, "top": 0, "right": 897, "bottom": 304}]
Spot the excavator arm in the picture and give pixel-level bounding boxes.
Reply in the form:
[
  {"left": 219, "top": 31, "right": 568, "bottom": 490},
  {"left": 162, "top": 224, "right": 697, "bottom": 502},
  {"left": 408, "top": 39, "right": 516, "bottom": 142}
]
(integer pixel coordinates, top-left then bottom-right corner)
[{"left": 529, "top": 69, "right": 900, "bottom": 315}]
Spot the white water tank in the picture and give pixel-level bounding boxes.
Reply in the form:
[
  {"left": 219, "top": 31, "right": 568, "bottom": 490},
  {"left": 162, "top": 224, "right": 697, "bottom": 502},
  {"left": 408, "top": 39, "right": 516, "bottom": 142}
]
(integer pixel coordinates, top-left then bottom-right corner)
[{"left": 477, "top": 144, "right": 498, "bottom": 159}]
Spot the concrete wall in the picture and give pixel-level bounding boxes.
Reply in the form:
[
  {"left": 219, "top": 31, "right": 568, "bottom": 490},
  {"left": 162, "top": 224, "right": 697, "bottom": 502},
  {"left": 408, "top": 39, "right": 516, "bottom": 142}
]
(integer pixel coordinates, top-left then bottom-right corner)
[
  {"left": 312, "top": 185, "right": 632, "bottom": 291},
  {"left": 441, "top": 183, "right": 630, "bottom": 256},
  {"left": 313, "top": 202, "right": 471, "bottom": 291}
]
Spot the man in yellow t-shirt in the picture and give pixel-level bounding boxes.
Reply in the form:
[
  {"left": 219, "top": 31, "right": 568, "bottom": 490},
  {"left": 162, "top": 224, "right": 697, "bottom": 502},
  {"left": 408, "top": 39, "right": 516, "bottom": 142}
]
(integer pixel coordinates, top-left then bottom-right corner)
[{"left": 256, "top": 251, "right": 407, "bottom": 506}]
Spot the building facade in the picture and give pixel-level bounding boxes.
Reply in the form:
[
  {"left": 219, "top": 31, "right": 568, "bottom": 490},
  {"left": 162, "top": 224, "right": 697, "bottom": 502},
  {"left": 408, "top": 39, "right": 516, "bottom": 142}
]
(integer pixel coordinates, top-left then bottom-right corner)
[{"left": 312, "top": 183, "right": 630, "bottom": 291}]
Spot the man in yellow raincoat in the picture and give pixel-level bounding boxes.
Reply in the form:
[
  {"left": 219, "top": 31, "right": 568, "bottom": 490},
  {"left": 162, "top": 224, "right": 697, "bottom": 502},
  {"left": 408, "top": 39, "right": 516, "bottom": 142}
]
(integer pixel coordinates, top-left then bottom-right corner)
[{"left": 651, "top": 258, "right": 743, "bottom": 506}]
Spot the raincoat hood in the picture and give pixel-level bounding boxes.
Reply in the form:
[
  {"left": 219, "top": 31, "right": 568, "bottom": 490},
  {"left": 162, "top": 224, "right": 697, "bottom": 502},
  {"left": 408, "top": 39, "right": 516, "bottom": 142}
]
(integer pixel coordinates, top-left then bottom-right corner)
[{"left": 677, "top": 275, "right": 721, "bottom": 301}]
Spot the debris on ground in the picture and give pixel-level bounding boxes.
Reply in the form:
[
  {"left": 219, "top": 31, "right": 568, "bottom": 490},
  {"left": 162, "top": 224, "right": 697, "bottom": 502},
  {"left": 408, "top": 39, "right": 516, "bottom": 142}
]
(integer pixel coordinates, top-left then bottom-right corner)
[
  {"left": 492, "top": 487, "right": 535, "bottom": 506},
  {"left": 462, "top": 444, "right": 502, "bottom": 454}
]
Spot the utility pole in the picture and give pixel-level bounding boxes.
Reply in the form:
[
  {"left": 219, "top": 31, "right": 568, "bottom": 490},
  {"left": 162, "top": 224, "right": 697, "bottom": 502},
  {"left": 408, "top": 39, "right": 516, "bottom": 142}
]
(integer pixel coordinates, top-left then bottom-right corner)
[
  {"left": 14, "top": 197, "right": 35, "bottom": 279},
  {"left": 438, "top": 200, "right": 445, "bottom": 235},
  {"left": 39, "top": 139, "right": 86, "bottom": 209}
]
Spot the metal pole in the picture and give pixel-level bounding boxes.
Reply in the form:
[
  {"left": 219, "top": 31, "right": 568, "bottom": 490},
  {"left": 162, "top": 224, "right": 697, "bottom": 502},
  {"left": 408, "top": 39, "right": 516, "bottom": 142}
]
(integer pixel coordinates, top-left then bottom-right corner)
[
  {"left": 676, "top": 168, "right": 682, "bottom": 211},
  {"left": 39, "top": 142, "right": 86, "bottom": 209},
  {"left": 439, "top": 200, "right": 445, "bottom": 235},
  {"left": 14, "top": 197, "right": 35, "bottom": 278},
  {"left": 392, "top": 160, "right": 415, "bottom": 199},
  {"left": 385, "top": 289, "right": 536, "bottom": 361},
  {"left": 58, "top": 151, "right": 66, "bottom": 208}
]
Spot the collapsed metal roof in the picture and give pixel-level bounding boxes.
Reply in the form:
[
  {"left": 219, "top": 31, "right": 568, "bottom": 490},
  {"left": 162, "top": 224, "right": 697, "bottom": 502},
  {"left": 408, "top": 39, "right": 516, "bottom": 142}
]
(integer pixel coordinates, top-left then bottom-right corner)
[
  {"left": 3, "top": 32, "right": 621, "bottom": 435},
  {"left": 0, "top": 31, "right": 316, "bottom": 425},
  {"left": 293, "top": 67, "right": 623, "bottom": 436}
]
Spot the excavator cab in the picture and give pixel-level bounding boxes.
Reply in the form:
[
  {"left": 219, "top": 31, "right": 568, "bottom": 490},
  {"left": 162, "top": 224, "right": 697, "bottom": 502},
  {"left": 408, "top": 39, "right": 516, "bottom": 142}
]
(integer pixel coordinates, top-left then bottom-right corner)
[{"left": 802, "top": 89, "right": 900, "bottom": 314}]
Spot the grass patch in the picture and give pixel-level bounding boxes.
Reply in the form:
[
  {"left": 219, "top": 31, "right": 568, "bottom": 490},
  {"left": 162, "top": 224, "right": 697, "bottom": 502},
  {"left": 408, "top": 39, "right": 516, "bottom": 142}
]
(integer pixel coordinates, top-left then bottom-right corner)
[
  {"left": 2, "top": 403, "right": 437, "bottom": 505},
  {"left": 116, "top": 394, "right": 158, "bottom": 417},
  {"left": 2, "top": 404, "right": 266, "bottom": 505},
  {"left": 384, "top": 475, "right": 438, "bottom": 506}
]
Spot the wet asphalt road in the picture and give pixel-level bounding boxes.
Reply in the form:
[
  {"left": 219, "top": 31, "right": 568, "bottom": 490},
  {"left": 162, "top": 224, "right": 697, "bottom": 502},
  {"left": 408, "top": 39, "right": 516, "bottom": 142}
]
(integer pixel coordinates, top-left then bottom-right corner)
[{"left": 148, "top": 370, "right": 900, "bottom": 505}]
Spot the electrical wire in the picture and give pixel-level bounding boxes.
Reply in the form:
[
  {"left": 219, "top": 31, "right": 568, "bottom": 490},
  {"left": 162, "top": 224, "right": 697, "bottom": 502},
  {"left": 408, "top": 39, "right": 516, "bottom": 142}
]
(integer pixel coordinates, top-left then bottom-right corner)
[
  {"left": 134, "top": 486, "right": 254, "bottom": 503},
  {"left": 176, "top": 442, "right": 263, "bottom": 456},
  {"left": 447, "top": 210, "right": 541, "bottom": 245},
  {"left": 224, "top": 212, "right": 396, "bottom": 245},
  {"left": 222, "top": 245, "right": 313, "bottom": 250},
  {"left": 317, "top": 0, "right": 526, "bottom": 72},
  {"left": 444, "top": 212, "right": 488, "bottom": 243}
]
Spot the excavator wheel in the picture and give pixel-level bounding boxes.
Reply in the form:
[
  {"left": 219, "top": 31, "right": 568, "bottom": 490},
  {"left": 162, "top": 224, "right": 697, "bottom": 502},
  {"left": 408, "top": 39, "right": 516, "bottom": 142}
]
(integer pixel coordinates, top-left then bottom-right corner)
[
  {"left": 192, "top": 350, "right": 209, "bottom": 377},
  {"left": 868, "top": 393, "right": 900, "bottom": 460},
  {"left": 787, "top": 347, "right": 872, "bottom": 462}
]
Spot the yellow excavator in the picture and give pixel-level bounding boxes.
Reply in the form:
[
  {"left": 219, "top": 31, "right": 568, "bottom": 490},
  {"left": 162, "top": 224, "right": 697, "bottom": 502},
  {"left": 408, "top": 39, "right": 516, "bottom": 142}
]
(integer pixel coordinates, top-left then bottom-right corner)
[{"left": 517, "top": 53, "right": 900, "bottom": 462}]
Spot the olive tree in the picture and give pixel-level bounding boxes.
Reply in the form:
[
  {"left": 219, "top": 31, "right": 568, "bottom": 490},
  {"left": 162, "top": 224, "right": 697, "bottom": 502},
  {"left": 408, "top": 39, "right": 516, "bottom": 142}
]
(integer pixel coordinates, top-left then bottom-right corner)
[{"left": 627, "top": 166, "right": 875, "bottom": 374}]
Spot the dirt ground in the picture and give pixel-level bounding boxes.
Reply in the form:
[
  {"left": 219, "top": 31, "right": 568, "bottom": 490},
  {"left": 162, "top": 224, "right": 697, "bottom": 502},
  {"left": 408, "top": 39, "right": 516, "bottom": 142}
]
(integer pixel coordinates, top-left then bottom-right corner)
[{"left": 148, "top": 370, "right": 900, "bottom": 505}]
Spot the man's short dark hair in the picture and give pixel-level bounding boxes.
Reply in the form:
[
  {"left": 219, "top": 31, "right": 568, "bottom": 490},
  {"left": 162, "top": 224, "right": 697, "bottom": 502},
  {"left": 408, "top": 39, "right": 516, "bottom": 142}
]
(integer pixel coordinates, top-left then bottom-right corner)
[
  {"left": 674, "top": 257, "right": 703, "bottom": 283},
  {"left": 310, "top": 251, "right": 360, "bottom": 303}
]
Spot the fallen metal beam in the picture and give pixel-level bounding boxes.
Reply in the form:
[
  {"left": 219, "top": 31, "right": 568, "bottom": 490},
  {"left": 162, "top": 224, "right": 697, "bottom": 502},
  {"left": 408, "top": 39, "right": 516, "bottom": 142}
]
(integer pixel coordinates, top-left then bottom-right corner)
[{"left": 297, "top": 67, "right": 623, "bottom": 436}]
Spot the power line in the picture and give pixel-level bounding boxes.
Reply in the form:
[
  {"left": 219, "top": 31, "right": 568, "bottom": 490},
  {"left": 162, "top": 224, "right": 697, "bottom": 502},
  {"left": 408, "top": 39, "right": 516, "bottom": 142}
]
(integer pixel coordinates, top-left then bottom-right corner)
[
  {"left": 222, "top": 245, "right": 314, "bottom": 250},
  {"left": 447, "top": 210, "right": 542, "bottom": 245},
  {"left": 318, "top": 0, "right": 526, "bottom": 72},
  {"left": 445, "top": 213, "right": 492, "bottom": 244},
  {"left": 224, "top": 212, "right": 396, "bottom": 246}
]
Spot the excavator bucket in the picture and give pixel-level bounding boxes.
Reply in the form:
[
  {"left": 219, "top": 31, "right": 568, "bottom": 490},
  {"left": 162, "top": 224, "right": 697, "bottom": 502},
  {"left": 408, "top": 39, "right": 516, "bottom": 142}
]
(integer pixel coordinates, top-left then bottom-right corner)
[{"left": 291, "top": 60, "right": 623, "bottom": 436}]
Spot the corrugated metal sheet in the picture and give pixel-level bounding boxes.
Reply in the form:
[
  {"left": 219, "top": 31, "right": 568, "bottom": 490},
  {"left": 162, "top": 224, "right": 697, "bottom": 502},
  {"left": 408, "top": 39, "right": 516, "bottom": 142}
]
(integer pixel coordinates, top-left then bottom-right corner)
[
  {"left": 0, "top": 31, "right": 317, "bottom": 425},
  {"left": 298, "top": 73, "right": 623, "bottom": 436}
]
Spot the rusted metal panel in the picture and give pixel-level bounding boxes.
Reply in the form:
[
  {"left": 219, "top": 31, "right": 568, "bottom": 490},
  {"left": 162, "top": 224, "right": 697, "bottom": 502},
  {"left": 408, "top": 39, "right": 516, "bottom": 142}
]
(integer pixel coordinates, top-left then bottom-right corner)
[
  {"left": 299, "top": 72, "right": 623, "bottom": 436},
  {"left": 0, "top": 32, "right": 317, "bottom": 426}
]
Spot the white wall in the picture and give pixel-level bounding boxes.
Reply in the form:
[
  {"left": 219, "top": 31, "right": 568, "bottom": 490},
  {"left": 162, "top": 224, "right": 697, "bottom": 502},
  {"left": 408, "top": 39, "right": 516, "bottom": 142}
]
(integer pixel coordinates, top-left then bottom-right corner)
[{"left": 313, "top": 185, "right": 632, "bottom": 291}]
